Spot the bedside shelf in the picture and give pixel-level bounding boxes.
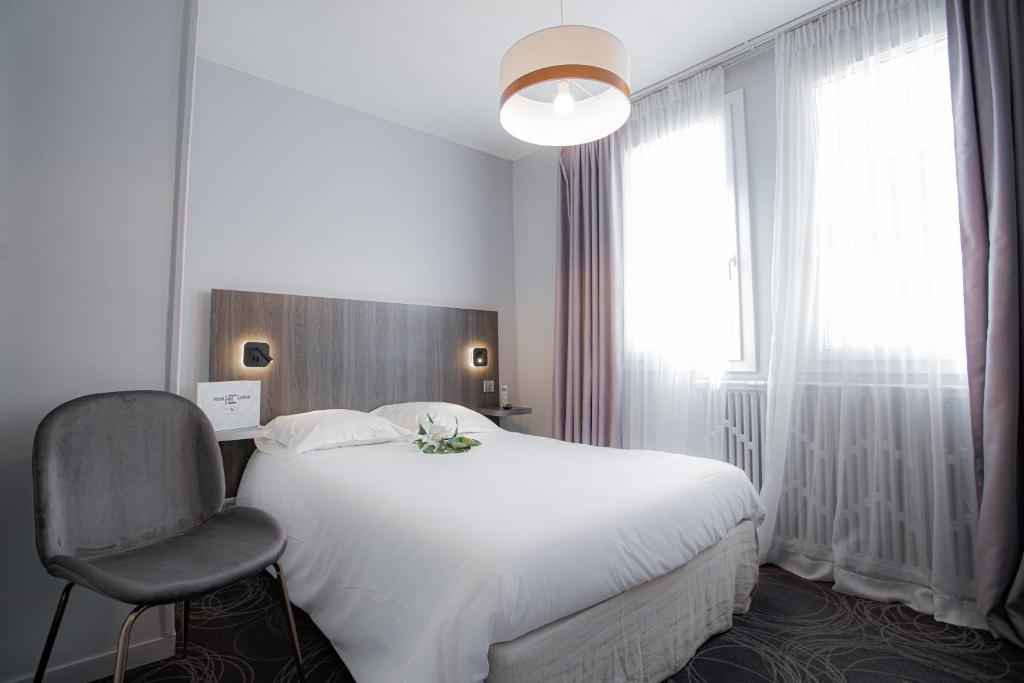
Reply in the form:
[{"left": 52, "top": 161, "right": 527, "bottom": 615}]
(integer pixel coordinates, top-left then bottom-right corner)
[
  {"left": 476, "top": 406, "right": 532, "bottom": 418},
  {"left": 215, "top": 426, "right": 263, "bottom": 442}
]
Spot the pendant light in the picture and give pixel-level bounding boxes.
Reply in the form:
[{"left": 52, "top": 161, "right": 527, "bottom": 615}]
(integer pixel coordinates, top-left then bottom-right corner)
[{"left": 499, "top": 1, "right": 630, "bottom": 146}]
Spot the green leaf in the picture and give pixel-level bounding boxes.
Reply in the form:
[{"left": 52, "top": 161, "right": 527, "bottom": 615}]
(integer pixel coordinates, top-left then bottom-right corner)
[{"left": 414, "top": 430, "right": 482, "bottom": 455}]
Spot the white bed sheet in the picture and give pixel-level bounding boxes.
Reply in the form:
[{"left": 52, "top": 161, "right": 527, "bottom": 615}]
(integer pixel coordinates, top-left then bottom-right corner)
[{"left": 237, "top": 430, "right": 763, "bottom": 683}]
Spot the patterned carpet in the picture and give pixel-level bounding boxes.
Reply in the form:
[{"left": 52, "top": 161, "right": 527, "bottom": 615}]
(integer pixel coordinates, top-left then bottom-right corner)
[{"left": 93, "top": 566, "right": 1024, "bottom": 683}]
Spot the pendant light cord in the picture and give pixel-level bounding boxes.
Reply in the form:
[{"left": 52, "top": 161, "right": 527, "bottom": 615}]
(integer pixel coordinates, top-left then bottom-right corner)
[{"left": 560, "top": 0, "right": 564, "bottom": 25}]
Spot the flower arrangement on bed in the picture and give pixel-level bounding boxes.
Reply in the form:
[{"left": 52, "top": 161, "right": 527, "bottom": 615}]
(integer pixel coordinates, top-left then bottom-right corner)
[{"left": 414, "top": 415, "right": 481, "bottom": 454}]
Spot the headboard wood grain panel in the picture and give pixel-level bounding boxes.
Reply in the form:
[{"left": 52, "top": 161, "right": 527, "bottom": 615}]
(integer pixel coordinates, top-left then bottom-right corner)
[
  {"left": 209, "top": 289, "right": 499, "bottom": 495},
  {"left": 210, "top": 289, "right": 499, "bottom": 420}
]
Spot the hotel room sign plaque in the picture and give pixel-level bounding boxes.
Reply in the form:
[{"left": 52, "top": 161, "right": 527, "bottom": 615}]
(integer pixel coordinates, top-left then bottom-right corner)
[{"left": 196, "top": 380, "right": 261, "bottom": 431}]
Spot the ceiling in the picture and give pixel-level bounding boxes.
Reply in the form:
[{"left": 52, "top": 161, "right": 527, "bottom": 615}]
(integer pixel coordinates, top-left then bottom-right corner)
[{"left": 197, "top": 0, "right": 832, "bottom": 161}]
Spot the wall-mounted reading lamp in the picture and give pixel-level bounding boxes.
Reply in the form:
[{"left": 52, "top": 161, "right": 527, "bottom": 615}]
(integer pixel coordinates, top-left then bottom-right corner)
[
  {"left": 472, "top": 347, "right": 488, "bottom": 367},
  {"left": 243, "top": 342, "right": 273, "bottom": 368}
]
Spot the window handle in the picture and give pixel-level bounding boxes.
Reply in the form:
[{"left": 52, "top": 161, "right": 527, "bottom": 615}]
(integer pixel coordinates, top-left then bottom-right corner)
[{"left": 728, "top": 255, "right": 738, "bottom": 282}]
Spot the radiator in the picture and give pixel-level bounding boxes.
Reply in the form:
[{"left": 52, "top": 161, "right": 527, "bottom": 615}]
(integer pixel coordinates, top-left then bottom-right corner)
[
  {"left": 706, "top": 382, "right": 976, "bottom": 584},
  {"left": 706, "top": 382, "right": 767, "bottom": 490}
]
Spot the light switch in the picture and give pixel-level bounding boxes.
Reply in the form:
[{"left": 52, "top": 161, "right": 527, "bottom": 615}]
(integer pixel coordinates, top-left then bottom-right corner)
[{"left": 483, "top": 380, "right": 495, "bottom": 393}]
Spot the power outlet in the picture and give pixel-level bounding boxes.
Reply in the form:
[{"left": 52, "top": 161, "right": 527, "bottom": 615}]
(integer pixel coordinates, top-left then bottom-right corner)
[{"left": 483, "top": 380, "right": 495, "bottom": 393}]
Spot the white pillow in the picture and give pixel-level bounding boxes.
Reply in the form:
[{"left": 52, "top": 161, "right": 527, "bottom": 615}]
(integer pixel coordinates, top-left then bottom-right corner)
[
  {"left": 370, "top": 402, "right": 500, "bottom": 435},
  {"left": 256, "top": 409, "right": 412, "bottom": 455}
]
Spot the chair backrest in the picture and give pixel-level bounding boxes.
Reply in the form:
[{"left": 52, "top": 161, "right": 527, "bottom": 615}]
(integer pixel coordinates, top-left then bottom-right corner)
[{"left": 33, "top": 390, "right": 225, "bottom": 565}]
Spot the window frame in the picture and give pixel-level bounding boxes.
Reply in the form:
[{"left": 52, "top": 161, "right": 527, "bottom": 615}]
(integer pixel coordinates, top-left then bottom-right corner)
[{"left": 724, "top": 88, "right": 757, "bottom": 374}]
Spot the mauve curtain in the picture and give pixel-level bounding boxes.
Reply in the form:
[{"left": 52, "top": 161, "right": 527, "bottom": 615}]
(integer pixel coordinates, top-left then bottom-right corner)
[
  {"left": 553, "top": 137, "right": 623, "bottom": 447},
  {"left": 947, "top": 0, "right": 1024, "bottom": 645}
]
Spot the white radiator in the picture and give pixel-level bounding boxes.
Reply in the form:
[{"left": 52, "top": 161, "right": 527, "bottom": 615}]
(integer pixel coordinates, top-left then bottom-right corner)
[
  {"left": 706, "top": 382, "right": 975, "bottom": 584},
  {"left": 706, "top": 382, "right": 766, "bottom": 490}
]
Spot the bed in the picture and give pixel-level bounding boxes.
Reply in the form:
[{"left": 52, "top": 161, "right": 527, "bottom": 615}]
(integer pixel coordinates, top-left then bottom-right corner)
[
  {"left": 210, "top": 289, "right": 763, "bottom": 683},
  {"left": 237, "top": 427, "right": 762, "bottom": 683}
]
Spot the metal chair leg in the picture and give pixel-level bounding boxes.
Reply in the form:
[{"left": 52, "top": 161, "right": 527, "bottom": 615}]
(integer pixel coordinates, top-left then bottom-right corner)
[
  {"left": 273, "top": 562, "right": 306, "bottom": 682},
  {"left": 180, "top": 599, "right": 190, "bottom": 657},
  {"left": 112, "top": 604, "right": 151, "bottom": 683},
  {"left": 33, "top": 583, "right": 73, "bottom": 683}
]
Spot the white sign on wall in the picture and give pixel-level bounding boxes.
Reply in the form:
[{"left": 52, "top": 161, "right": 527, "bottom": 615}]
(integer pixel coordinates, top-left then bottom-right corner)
[{"left": 196, "top": 380, "right": 261, "bottom": 431}]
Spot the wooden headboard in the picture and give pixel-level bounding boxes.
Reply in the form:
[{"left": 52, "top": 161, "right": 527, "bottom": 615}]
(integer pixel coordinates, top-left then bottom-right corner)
[{"left": 209, "top": 289, "right": 499, "bottom": 492}]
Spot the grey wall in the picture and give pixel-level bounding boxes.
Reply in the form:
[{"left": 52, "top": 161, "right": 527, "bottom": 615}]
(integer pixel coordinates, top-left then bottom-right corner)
[
  {"left": 0, "top": 1, "right": 187, "bottom": 681},
  {"left": 510, "top": 148, "right": 560, "bottom": 436},
  {"left": 179, "top": 60, "right": 517, "bottom": 403},
  {"left": 509, "top": 50, "right": 779, "bottom": 432}
]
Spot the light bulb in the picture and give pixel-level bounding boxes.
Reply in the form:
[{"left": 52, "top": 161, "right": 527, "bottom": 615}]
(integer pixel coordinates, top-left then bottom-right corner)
[{"left": 552, "top": 80, "right": 575, "bottom": 116}]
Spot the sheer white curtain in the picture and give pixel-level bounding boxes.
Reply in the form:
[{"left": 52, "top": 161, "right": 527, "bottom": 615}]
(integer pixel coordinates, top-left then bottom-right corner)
[
  {"left": 762, "top": 0, "right": 979, "bottom": 626},
  {"left": 621, "top": 68, "right": 734, "bottom": 455}
]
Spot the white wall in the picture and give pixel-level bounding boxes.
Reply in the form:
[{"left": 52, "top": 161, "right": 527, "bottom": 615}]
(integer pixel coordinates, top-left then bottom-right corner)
[
  {"left": 509, "top": 149, "right": 560, "bottom": 436},
  {"left": 0, "top": 1, "right": 188, "bottom": 680},
  {"left": 509, "top": 50, "right": 780, "bottom": 431},
  {"left": 178, "top": 60, "right": 517, "bottom": 400}
]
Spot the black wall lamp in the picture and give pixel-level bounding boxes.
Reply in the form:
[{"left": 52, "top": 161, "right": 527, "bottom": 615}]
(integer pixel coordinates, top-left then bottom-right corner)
[
  {"left": 472, "top": 347, "right": 488, "bottom": 367},
  {"left": 243, "top": 342, "right": 273, "bottom": 368}
]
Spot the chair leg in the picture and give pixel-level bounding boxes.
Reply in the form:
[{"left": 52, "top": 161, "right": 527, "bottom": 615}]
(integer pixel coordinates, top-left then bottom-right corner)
[
  {"left": 180, "top": 599, "right": 190, "bottom": 657},
  {"left": 112, "top": 605, "right": 151, "bottom": 683},
  {"left": 33, "top": 583, "right": 73, "bottom": 683},
  {"left": 272, "top": 562, "right": 306, "bottom": 682}
]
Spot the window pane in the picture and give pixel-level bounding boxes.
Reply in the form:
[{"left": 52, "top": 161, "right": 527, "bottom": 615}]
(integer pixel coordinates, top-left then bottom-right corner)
[
  {"left": 813, "top": 36, "right": 965, "bottom": 360},
  {"left": 623, "top": 107, "right": 742, "bottom": 372}
]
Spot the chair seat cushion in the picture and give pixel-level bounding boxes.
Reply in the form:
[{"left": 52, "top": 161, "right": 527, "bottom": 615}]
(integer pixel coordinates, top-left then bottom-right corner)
[{"left": 45, "top": 506, "right": 287, "bottom": 604}]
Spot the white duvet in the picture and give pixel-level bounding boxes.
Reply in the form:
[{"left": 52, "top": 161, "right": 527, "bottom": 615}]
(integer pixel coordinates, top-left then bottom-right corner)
[{"left": 237, "top": 430, "right": 763, "bottom": 683}]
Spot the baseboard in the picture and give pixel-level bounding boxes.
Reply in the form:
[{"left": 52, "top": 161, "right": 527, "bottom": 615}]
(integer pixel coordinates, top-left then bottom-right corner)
[{"left": 7, "top": 634, "right": 176, "bottom": 683}]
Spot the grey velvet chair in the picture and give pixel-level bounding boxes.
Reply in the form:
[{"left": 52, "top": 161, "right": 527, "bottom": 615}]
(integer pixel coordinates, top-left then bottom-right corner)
[{"left": 31, "top": 390, "right": 305, "bottom": 682}]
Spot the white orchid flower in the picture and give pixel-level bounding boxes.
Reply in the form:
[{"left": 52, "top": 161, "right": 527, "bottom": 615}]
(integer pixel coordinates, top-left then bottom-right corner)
[
  {"left": 417, "top": 415, "right": 453, "bottom": 449},
  {"left": 414, "top": 414, "right": 478, "bottom": 454}
]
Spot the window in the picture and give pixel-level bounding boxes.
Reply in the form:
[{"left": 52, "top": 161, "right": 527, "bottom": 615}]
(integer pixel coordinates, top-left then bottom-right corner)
[
  {"left": 623, "top": 89, "right": 755, "bottom": 375},
  {"left": 812, "top": 36, "right": 965, "bottom": 360}
]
